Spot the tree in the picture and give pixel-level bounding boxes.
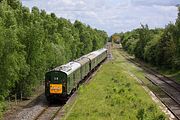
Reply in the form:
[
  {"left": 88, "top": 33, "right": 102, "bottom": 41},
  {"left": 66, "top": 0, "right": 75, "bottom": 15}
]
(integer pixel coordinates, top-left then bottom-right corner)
[
  {"left": 156, "top": 24, "right": 176, "bottom": 68},
  {"left": 134, "top": 25, "right": 152, "bottom": 60}
]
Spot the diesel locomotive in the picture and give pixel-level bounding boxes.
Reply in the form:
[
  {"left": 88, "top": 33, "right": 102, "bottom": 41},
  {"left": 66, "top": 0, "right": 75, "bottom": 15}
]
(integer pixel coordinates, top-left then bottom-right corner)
[{"left": 45, "top": 48, "right": 107, "bottom": 102}]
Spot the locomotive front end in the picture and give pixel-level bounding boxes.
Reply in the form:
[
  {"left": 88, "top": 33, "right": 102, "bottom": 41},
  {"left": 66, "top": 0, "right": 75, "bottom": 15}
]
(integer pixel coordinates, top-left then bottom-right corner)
[{"left": 45, "top": 71, "right": 67, "bottom": 102}]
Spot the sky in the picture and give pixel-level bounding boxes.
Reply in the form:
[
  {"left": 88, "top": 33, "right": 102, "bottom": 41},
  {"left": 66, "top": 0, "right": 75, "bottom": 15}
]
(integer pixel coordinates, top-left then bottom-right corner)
[{"left": 21, "top": 0, "right": 180, "bottom": 35}]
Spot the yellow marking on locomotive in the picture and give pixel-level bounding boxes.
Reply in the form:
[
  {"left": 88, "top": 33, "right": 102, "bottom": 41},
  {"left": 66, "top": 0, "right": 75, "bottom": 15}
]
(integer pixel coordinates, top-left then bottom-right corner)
[{"left": 50, "top": 84, "right": 62, "bottom": 94}]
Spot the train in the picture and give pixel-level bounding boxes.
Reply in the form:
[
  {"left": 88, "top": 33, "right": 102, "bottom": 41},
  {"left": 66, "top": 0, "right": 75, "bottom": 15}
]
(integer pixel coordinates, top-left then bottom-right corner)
[{"left": 45, "top": 48, "right": 108, "bottom": 102}]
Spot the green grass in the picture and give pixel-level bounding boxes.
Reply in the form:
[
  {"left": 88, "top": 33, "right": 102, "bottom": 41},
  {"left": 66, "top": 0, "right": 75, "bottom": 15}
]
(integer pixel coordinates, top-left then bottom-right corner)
[{"left": 62, "top": 48, "right": 166, "bottom": 120}]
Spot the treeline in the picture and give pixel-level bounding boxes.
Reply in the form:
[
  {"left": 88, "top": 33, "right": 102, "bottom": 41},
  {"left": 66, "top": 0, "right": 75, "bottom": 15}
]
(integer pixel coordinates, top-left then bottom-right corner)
[
  {"left": 0, "top": 0, "right": 108, "bottom": 101},
  {"left": 118, "top": 7, "right": 180, "bottom": 70}
]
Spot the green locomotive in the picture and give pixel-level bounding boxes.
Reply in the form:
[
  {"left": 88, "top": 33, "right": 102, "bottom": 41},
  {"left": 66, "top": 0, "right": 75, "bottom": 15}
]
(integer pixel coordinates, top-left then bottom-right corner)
[{"left": 45, "top": 48, "right": 107, "bottom": 102}]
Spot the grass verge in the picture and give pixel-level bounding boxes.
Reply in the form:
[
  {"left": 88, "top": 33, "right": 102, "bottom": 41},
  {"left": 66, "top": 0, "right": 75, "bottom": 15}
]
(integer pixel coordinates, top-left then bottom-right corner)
[{"left": 62, "top": 48, "right": 167, "bottom": 120}]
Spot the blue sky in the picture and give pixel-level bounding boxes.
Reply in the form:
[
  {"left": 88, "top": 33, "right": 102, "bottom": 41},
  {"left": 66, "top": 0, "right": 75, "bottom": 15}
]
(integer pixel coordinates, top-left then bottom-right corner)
[{"left": 21, "top": 0, "right": 180, "bottom": 35}]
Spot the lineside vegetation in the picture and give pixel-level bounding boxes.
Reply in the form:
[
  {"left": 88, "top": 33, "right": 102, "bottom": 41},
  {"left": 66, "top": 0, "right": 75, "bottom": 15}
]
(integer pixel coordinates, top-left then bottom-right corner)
[{"left": 62, "top": 49, "right": 166, "bottom": 120}]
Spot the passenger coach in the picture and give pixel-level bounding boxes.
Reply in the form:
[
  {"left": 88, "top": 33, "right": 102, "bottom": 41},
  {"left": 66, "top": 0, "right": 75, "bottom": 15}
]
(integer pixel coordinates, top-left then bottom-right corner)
[{"left": 45, "top": 48, "right": 107, "bottom": 102}]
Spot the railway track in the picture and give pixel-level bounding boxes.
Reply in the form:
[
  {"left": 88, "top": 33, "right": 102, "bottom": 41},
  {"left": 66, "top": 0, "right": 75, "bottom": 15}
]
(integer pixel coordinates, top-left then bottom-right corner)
[
  {"left": 145, "top": 76, "right": 180, "bottom": 120},
  {"left": 34, "top": 104, "right": 63, "bottom": 120},
  {"left": 119, "top": 50, "right": 180, "bottom": 120}
]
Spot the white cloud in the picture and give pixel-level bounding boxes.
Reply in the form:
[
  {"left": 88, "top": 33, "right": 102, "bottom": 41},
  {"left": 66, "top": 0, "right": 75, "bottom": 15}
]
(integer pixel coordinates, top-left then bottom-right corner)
[
  {"left": 22, "top": 0, "right": 180, "bottom": 35},
  {"left": 131, "top": 0, "right": 179, "bottom": 6}
]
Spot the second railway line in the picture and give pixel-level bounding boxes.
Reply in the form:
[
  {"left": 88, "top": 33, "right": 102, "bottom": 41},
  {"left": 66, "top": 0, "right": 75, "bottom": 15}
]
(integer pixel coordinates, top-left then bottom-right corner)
[{"left": 119, "top": 49, "right": 180, "bottom": 120}]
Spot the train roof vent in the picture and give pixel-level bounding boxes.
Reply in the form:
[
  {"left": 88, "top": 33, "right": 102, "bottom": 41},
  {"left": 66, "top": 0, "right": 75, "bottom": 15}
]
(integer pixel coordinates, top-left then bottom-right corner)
[{"left": 60, "top": 64, "right": 72, "bottom": 72}]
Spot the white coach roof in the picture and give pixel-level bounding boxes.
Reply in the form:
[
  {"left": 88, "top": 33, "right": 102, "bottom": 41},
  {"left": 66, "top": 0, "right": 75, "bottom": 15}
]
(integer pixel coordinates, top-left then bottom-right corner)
[
  {"left": 53, "top": 62, "right": 81, "bottom": 75},
  {"left": 83, "top": 48, "right": 107, "bottom": 60},
  {"left": 92, "top": 48, "right": 107, "bottom": 56},
  {"left": 52, "top": 48, "right": 107, "bottom": 75}
]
